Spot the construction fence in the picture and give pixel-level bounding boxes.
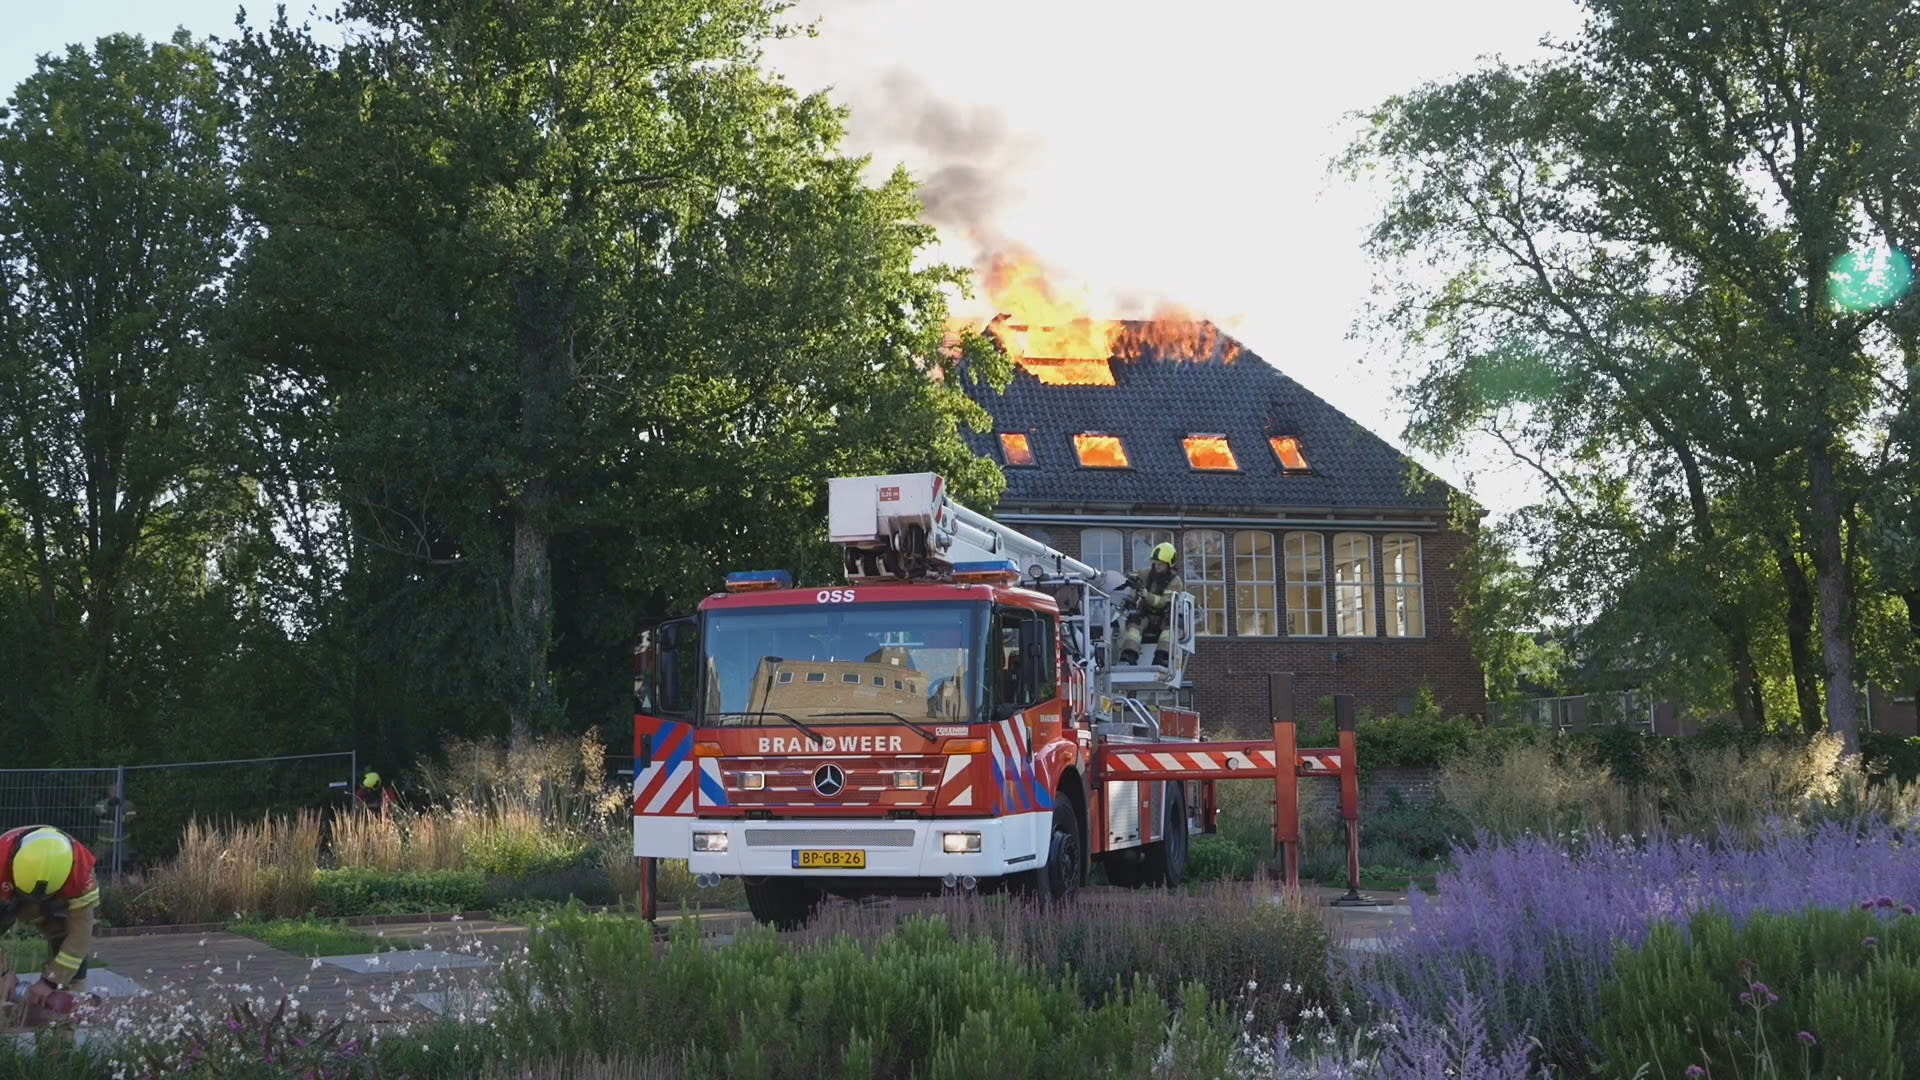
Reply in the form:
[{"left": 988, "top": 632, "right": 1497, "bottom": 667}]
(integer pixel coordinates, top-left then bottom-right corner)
[{"left": 0, "top": 752, "right": 357, "bottom": 879}]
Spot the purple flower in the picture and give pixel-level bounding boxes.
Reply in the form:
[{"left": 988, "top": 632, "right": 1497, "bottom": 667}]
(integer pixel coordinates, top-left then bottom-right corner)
[
  {"left": 1749, "top": 981, "right": 1769, "bottom": 996},
  {"left": 1877, "top": 895, "right": 1896, "bottom": 908},
  {"left": 1739, "top": 992, "right": 1753, "bottom": 1006},
  {"left": 1864, "top": 936, "right": 1879, "bottom": 948},
  {"left": 1903, "top": 905, "right": 1915, "bottom": 916},
  {"left": 1798, "top": 1031, "right": 1817, "bottom": 1046},
  {"left": 1686, "top": 1067, "right": 1706, "bottom": 1078},
  {"left": 1861, "top": 898, "right": 1877, "bottom": 910}
]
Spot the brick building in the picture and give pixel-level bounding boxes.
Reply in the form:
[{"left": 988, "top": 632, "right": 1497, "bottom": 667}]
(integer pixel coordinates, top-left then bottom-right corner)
[{"left": 963, "top": 323, "right": 1485, "bottom": 732}]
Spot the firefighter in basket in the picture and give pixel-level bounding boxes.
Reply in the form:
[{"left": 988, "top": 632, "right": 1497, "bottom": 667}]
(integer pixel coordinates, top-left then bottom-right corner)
[
  {"left": 0, "top": 826, "right": 99, "bottom": 1020},
  {"left": 1119, "top": 542, "right": 1183, "bottom": 666}
]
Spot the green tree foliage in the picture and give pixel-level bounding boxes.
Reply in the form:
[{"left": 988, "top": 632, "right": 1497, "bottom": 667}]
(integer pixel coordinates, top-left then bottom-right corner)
[
  {"left": 219, "top": 0, "right": 1007, "bottom": 755},
  {"left": 1348, "top": 0, "right": 1920, "bottom": 748},
  {"left": 0, "top": 33, "right": 240, "bottom": 762}
]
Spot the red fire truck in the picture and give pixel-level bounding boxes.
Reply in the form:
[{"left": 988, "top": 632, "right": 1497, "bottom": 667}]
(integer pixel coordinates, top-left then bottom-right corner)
[{"left": 631, "top": 473, "right": 1360, "bottom": 928}]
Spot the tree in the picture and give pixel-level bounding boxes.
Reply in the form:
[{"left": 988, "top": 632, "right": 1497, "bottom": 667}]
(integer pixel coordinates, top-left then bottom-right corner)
[
  {"left": 1348, "top": 0, "right": 1920, "bottom": 751},
  {"left": 0, "top": 32, "right": 236, "bottom": 757},
  {"left": 224, "top": 0, "right": 1008, "bottom": 748}
]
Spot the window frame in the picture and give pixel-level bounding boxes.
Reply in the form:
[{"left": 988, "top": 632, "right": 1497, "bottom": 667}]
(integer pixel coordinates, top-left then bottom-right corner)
[
  {"left": 1183, "top": 530, "right": 1228, "bottom": 637},
  {"left": 999, "top": 432, "right": 1037, "bottom": 468},
  {"left": 1333, "top": 532, "right": 1376, "bottom": 638},
  {"left": 1082, "top": 528, "right": 1125, "bottom": 576},
  {"left": 1382, "top": 533, "right": 1425, "bottom": 639},
  {"left": 1269, "top": 435, "right": 1311, "bottom": 472},
  {"left": 1130, "top": 529, "right": 1175, "bottom": 573},
  {"left": 1233, "top": 530, "right": 1279, "bottom": 637},
  {"left": 1284, "top": 533, "right": 1327, "bottom": 637},
  {"left": 1071, "top": 432, "right": 1133, "bottom": 469},
  {"left": 992, "top": 606, "right": 1058, "bottom": 713},
  {"left": 1181, "top": 433, "right": 1240, "bottom": 472}
]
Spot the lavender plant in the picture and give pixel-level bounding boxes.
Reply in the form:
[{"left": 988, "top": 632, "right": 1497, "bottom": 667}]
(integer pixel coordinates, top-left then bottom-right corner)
[{"left": 1354, "top": 818, "right": 1920, "bottom": 1070}]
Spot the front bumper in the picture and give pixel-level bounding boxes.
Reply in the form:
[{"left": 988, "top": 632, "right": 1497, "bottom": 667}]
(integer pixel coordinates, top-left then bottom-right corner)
[{"left": 684, "top": 812, "right": 1050, "bottom": 879}]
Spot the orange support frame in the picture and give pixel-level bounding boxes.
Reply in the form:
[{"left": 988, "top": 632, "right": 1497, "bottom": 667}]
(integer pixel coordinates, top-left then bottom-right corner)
[{"left": 1165, "top": 673, "right": 1367, "bottom": 901}]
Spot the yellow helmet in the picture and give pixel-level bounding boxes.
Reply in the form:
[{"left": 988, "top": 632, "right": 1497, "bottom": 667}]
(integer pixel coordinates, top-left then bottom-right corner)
[
  {"left": 1150, "top": 542, "right": 1177, "bottom": 566},
  {"left": 11, "top": 828, "right": 74, "bottom": 896},
  {"left": 363, "top": 771, "right": 381, "bottom": 790}
]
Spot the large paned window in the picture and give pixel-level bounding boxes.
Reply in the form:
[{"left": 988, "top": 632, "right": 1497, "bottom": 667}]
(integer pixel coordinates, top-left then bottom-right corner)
[
  {"left": 1233, "top": 531, "right": 1278, "bottom": 636},
  {"left": 1082, "top": 528, "right": 1125, "bottom": 576},
  {"left": 1284, "top": 533, "right": 1326, "bottom": 637},
  {"left": 1382, "top": 534, "right": 1424, "bottom": 638},
  {"left": 1131, "top": 529, "right": 1175, "bottom": 572},
  {"left": 1183, "top": 531, "right": 1227, "bottom": 636},
  {"left": 1333, "top": 533, "right": 1376, "bottom": 637}
]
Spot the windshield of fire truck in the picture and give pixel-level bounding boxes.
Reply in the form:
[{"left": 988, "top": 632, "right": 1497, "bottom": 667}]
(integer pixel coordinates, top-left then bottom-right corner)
[{"left": 702, "top": 602, "right": 983, "bottom": 727}]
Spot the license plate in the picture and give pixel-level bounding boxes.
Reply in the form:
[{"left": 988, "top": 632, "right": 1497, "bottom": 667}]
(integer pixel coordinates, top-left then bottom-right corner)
[{"left": 792, "top": 849, "right": 866, "bottom": 869}]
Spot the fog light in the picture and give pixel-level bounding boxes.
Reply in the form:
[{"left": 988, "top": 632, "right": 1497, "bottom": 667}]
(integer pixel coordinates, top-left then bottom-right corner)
[
  {"left": 740, "top": 772, "right": 766, "bottom": 791},
  {"left": 692, "top": 831, "right": 729, "bottom": 853},
  {"left": 893, "top": 771, "right": 924, "bottom": 789},
  {"left": 942, "top": 831, "right": 982, "bottom": 854}
]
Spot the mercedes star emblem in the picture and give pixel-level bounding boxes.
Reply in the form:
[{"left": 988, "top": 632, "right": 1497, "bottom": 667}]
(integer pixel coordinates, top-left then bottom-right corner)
[{"left": 812, "top": 763, "right": 846, "bottom": 797}]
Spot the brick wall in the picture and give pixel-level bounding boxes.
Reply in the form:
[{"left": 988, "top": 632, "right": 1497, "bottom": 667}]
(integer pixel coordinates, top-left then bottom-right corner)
[{"left": 1026, "top": 518, "right": 1485, "bottom": 733}]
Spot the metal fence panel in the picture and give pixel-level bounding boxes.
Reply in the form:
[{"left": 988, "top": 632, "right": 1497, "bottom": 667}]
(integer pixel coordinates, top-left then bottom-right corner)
[{"left": 1, "top": 752, "right": 354, "bottom": 878}]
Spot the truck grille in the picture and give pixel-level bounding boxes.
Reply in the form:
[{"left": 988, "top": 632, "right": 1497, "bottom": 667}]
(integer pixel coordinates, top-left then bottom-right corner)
[{"left": 744, "top": 828, "right": 916, "bottom": 848}]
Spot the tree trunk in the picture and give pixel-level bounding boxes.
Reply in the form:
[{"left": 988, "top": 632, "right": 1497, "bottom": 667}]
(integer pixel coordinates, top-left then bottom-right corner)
[
  {"left": 1808, "top": 442, "right": 1862, "bottom": 753},
  {"left": 507, "top": 268, "right": 568, "bottom": 745},
  {"left": 1771, "top": 533, "right": 1824, "bottom": 734},
  {"left": 508, "top": 475, "right": 555, "bottom": 744}
]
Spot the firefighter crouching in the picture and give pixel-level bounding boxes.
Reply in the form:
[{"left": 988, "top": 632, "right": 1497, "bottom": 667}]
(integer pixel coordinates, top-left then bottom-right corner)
[
  {"left": 1119, "top": 542, "right": 1183, "bottom": 666},
  {"left": 0, "top": 826, "right": 99, "bottom": 1016}
]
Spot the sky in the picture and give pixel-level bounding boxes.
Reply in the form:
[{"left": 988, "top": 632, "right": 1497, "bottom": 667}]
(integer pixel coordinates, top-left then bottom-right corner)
[{"left": 1, "top": 0, "right": 1592, "bottom": 518}]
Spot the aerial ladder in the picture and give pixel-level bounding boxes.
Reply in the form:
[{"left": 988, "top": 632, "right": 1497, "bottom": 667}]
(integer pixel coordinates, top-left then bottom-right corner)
[{"left": 828, "top": 473, "right": 1199, "bottom": 696}]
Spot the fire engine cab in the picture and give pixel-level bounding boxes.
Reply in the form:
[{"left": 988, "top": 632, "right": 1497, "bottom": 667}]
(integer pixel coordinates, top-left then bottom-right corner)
[{"left": 632, "top": 472, "right": 1283, "bottom": 928}]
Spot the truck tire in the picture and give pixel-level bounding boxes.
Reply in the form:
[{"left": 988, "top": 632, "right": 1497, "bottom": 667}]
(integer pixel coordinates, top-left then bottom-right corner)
[
  {"left": 1137, "top": 784, "right": 1188, "bottom": 888},
  {"left": 744, "top": 879, "right": 823, "bottom": 930},
  {"left": 1043, "top": 800, "right": 1085, "bottom": 901},
  {"left": 1013, "top": 800, "right": 1085, "bottom": 902}
]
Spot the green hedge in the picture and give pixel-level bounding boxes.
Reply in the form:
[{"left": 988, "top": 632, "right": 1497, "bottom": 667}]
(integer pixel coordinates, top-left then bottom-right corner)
[
  {"left": 1598, "top": 907, "right": 1920, "bottom": 1077},
  {"left": 311, "top": 868, "right": 488, "bottom": 916}
]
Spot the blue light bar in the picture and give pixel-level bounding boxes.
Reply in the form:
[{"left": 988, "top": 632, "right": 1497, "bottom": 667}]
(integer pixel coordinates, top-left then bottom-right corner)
[
  {"left": 725, "top": 570, "right": 793, "bottom": 592},
  {"left": 952, "top": 559, "right": 1019, "bottom": 576},
  {"left": 952, "top": 559, "right": 1021, "bottom": 584}
]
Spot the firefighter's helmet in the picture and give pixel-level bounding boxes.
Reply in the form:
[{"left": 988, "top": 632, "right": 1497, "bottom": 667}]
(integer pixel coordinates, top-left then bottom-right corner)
[
  {"left": 362, "top": 771, "right": 381, "bottom": 790},
  {"left": 1149, "top": 542, "right": 1177, "bottom": 567},
  {"left": 10, "top": 828, "right": 74, "bottom": 897}
]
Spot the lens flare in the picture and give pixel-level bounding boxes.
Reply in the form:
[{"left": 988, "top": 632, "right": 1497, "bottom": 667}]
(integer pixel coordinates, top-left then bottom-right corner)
[{"left": 1829, "top": 247, "right": 1914, "bottom": 312}]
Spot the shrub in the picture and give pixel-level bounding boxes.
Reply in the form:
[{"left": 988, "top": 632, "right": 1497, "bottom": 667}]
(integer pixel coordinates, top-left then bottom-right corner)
[
  {"left": 1437, "top": 741, "right": 1643, "bottom": 840},
  {"left": 1647, "top": 734, "right": 1846, "bottom": 840},
  {"left": 1185, "top": 834, "right": 1258, "bottom": 882},
  {"left": 1597, "top": 907, "right": 1920, "bottom": 1077},
  {"left": 490, "top": 907, "right": 1239, "bottom": 1079},
  {"left": 1863, "top": 731, "right": 1920, "bottom": 784},
  {"left": 311, "top": 867, "right": 488, "bottom": 916},
  {"left": 799, "top": 884, "right": 1338, "bottom": 1036},
  {"left": 1365, "top": 789, "right": 1470, "bottom": 862},
  {"left": 1355, "top": 819, "right": 1920, "bottom": 1072}
]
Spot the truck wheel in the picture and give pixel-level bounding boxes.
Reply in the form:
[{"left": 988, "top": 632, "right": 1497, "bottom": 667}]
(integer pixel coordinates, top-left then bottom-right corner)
[
  {"left": 744, "top": 879, "right": 823, "bottom": 930},
  {"left": 1039, "top": 800, "right": 1084, "bottom": 902},
  {"left": 1012, "top": 800, "right": 1085, "bottom": 902},
  {"left": 1136, "top": 784, "right": 1189, "bottom": 887}
]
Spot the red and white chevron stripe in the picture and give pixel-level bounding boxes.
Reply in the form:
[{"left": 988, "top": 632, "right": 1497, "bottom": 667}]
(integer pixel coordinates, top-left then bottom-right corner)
[{"left": 1102, "top": 748, "right": 1344, "bottom": 779}]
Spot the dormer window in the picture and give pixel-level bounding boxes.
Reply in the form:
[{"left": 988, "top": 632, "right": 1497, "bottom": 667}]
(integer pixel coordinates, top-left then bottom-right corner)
[
  {"left": 1270, "top": 435, "right": 1310, "bottom": 471},
  {"left": 1000, "top": 432, "right": 1036, "bottom": 467},
  {"left": 1183, "top": 435, "right": 1239, "bottom": 471},
  {"left": 1073, "top": 433, "right": 1131, "bottom": 469}
]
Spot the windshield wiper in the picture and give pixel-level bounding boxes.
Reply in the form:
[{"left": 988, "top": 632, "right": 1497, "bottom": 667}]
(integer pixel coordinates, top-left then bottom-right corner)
[
  {"left": 810, "top": 711, "right": 940, "bottom": 743},
  {"left": 714, "top": 710, "right": 825, "bottom": 746}
]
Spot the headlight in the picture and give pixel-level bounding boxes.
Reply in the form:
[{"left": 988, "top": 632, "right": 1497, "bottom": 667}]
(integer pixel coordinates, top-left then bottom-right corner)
[
  {"left": 893, "top": 771, "right": 923, "bottom": 789},
  {"left": 740, "top": 772, "right": 765, "bottom": 791},
  {"left": 692, "top": 831, "right": 729, "bottom": 853},
  {"left": 941, "top": 831, "right": 982, "bottom": 854}
]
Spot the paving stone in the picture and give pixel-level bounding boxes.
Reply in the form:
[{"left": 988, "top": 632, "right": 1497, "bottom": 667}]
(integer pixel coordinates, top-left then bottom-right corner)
[{"left": 320, "top": 949, "right": 494, "bottom": 974}]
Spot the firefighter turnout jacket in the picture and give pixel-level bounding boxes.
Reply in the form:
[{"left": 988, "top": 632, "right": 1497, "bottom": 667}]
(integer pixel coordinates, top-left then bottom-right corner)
[{"left": 0, "top": 826, "right": 100, "bottom": 989}]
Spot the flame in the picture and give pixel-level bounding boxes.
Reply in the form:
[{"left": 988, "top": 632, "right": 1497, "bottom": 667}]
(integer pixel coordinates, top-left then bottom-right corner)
[
  {"left": 966, "top": 248, "right": 1241, "bottom": 379},
  {"left": 1183, "top": 435, "right": 1239, "bottom": 471},
  {"left": 1072, "top": 433, "right": 1130, "bottom": 468}
]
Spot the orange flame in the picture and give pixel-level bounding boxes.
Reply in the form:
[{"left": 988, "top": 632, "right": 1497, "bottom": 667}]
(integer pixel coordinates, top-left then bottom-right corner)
[{"left": 967, "top": 249, "right": 1241, "bottom": 380}]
